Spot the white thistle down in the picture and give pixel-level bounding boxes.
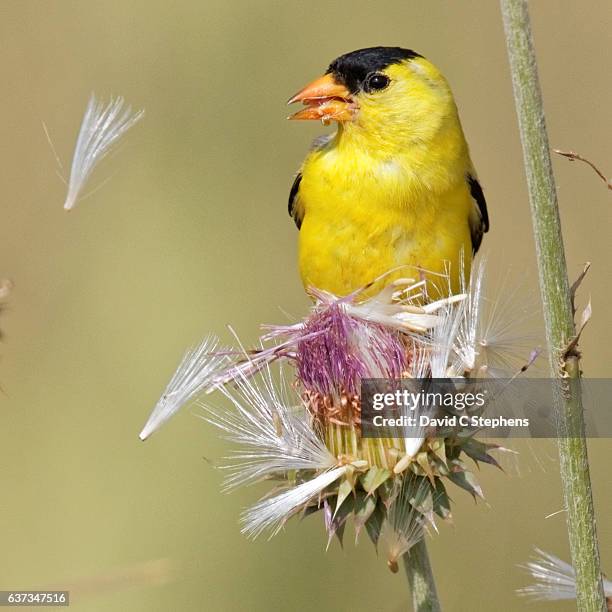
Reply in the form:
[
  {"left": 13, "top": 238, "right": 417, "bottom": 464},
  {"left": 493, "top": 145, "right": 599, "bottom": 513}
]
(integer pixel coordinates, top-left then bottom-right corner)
[
  {"left": 200, "top": 365, "right": 336, "bottom": 490},
  {"left": 395, "top": 260, "right": 539, "bottom": 379},
  {"left": 378, "top": 476, "right": 431, "bottom": 572},
  {"left": 241, "top": 466, "right": 349, "bottom": 539},
  {"left": 428, "top": 296, "right": 467, "bottom": 378},
  {"left": 455, "top": 260, "right": 540, "bottom": 377},
  {"left": 139, "top": 336, "right": 227, "bottom": 441},
  {"left": 395, "top": 417, "right": 434, "bottom": 473},
  {"left": 393, "top": 345, "right": 438, "bottom": 473},
  {"left": 63, "top": 94, "right": 144, "bottom": 211},
  {"left": 517, "top": 548, "right": 612, "bottom": 602},
  {"left": 454, "top": 259, "right": 487, "bottom": 374},
  {"left": 342, "top": 277, "right": 466, "bottom": 334}
]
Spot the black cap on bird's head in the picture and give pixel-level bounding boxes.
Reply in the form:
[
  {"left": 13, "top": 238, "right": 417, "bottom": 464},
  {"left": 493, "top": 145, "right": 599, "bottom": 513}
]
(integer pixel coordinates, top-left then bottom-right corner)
[
  {"left": 287, "top": 46, "right": 423, "bottom": 122},
  {"left": 327, "top": 47, "right": 422, "bottom": 95}
]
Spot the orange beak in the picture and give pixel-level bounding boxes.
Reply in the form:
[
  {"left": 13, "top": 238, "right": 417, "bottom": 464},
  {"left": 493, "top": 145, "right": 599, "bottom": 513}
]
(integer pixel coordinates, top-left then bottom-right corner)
[{"left": 287, "top": 73, "right": 356, "bottom": 123}]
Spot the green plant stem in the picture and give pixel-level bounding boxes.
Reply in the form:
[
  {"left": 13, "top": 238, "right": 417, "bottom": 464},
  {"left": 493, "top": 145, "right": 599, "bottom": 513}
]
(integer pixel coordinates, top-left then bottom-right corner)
[
  {"left": 403, "top": 539, "right": 441, "bottom": 612},
  {"left": 499, "top": 1, "right": 606, "bottom": 610}
]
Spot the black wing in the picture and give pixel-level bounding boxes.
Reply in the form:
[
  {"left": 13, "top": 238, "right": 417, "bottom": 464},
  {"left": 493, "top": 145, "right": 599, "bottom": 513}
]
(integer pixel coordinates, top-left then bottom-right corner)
[
  {"left": 467, "top": 174, "right": 489, "bottom": 254},
  {"left": 288, "top": 172, "right": 303, "bottom": 229}
]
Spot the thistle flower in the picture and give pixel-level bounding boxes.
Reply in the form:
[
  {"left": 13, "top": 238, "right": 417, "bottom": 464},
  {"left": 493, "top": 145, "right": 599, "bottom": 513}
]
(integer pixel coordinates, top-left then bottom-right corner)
[
  {"left": 140, "top": 263, "right": 531, "bottom": 566},
  {"left": 294, "top": 297, "right": 407, "bottom": 396},
  {"left": 518, "top": 548, "right": 612, "bottom": 608},
  {"left": 63, "top": 94, "right": 144, "bottom": 211}
]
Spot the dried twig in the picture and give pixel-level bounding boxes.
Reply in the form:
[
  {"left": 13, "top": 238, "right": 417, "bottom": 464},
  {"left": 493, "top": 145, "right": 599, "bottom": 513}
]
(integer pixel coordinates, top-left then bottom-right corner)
[
  {"left": 554, "top": 149, "right": 612, "bottom": 191},
  {"left": 569, "top": 262, "right": 591, "bottom": 317},
  {"left": 564, "top": 263, "right": 592, "bottom": 360}
]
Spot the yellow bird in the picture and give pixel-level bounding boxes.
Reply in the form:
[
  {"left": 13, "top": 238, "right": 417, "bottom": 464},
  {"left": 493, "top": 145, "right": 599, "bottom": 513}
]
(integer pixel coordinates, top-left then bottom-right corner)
[{"left": 287, "top": 47, "right": 488, "bottom": 299}]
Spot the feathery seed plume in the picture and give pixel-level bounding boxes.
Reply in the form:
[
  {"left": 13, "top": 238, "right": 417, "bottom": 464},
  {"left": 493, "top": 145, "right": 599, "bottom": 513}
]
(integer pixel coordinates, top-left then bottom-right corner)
[{"left": 63, "top": 94, "right": 144, "bottom": 211}]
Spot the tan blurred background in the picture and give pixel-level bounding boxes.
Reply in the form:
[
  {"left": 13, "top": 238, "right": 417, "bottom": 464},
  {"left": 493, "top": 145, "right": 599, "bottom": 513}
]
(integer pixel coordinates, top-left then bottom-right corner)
[{"left": 1, "top": 1, "right": 611, "bottom": 610}]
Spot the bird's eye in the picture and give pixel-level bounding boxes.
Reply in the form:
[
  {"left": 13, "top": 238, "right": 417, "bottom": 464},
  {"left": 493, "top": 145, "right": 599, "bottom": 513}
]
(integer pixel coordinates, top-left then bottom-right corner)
[{"left": 364, "top": 73, "right": 390, "bottom": 93}]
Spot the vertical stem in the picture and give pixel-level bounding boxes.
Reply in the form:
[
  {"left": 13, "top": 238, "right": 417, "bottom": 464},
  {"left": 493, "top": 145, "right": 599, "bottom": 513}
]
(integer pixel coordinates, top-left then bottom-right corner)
[
  {"left": 403, "top": 539, "right": 441, "bottom": 612},
  {"left": 499, "top": 1, "right": 606, "bottom": 610}
]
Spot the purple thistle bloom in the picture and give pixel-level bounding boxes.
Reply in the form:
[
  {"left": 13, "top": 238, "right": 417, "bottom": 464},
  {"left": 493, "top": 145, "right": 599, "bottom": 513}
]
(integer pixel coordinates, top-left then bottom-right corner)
[{"left": 296, "top": 301, "right": 407, "bottom": 396}]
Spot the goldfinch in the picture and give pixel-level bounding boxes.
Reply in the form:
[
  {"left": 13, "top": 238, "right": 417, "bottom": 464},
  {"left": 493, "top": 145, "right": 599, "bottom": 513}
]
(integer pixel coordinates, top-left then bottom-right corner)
[{"left": 287, "top": 46, "right": 488, "bottom": 298}]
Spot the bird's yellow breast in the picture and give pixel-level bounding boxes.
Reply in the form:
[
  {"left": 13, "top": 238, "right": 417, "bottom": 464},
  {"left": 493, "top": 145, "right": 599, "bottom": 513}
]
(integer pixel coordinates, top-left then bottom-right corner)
[{"left": 297, "top": 135, "right": 473, "bottom": 298}]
